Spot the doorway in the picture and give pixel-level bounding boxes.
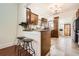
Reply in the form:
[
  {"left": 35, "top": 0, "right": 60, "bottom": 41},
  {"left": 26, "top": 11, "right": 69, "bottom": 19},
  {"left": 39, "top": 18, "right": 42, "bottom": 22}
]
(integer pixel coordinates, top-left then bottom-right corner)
[
  {"left": 51, "top": 16, "right": 59, "bottom": 38},
  {"left": 64, "top": 24, "right": 71, "bottom": 36}
]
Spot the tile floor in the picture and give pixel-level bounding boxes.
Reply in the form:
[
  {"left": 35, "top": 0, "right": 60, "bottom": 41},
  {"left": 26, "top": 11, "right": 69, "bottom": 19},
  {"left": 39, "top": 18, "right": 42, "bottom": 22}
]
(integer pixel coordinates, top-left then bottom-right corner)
[{"left": 50, "top": 36, "right": 79, "bottom": 56}]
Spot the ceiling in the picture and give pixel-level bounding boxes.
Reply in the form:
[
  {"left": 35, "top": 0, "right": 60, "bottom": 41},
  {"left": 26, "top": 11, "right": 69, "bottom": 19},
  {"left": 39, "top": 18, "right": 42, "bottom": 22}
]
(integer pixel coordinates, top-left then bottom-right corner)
[{"left": 27, "top": 3, "right": 79, "bottom": 15}]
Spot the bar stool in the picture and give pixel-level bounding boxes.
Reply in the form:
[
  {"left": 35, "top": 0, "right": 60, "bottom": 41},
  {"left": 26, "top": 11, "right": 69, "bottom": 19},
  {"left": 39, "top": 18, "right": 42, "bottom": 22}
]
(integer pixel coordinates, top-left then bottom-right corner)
[
  {"left": 17, "top": 37, "right": 35, "bottom": 56},
  {"left": 17, "top": 36, "right": 25, "bottom": 56},
  {"left": 23, "top": 38, "right": 35, "bottom": 56}
]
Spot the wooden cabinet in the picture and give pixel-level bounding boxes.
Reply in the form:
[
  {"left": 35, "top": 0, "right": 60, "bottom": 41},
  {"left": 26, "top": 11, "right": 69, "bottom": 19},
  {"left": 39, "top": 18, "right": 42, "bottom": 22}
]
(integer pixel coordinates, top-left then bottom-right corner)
[
  {"left": 41, "top": 31, "right": 51, "bottom": 56},
  {"left": 26, "top": 8, "right": 38, "bottom": 25},
  {"left": 76, "top": 9, "right": 79, "bottom": 18},
  {"left": 31, "top": 12, "right": 38, "bottom": 25},
  {"left": 26, "top": 8, "right": 31, "bottom": 24}
]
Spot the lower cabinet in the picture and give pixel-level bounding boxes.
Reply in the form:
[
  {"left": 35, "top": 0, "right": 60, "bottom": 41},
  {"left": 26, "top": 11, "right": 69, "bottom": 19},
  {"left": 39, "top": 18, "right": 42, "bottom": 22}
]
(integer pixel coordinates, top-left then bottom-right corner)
[{"left": 41, "top": 31, "right": 51, "bottom": 56}]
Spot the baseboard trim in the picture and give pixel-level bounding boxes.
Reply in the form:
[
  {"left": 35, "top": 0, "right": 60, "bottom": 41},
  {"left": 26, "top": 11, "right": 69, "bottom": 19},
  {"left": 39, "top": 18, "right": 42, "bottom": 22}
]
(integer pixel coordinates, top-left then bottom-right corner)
[{"left": 0, "top": 42, "right": 15, "bottom": 49}]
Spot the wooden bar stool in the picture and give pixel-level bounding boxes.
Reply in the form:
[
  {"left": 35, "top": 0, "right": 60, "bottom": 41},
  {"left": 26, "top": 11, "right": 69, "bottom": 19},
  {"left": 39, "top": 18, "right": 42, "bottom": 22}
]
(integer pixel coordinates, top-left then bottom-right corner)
[
  {"left": 17, "top": 37, "right": 35, "bottom": 56},
  {"left": 23, "top": 38, "right": 35, "bottom": 56},
  {"left": 17, "top": 36, "right": 25, "bottom": 56}
]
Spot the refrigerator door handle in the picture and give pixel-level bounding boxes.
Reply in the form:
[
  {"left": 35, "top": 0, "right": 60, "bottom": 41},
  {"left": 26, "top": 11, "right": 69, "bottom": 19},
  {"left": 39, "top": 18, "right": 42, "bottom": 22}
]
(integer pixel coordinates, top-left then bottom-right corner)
[{"left": 73, "top": 20, "right": 76, "bottom": 32}]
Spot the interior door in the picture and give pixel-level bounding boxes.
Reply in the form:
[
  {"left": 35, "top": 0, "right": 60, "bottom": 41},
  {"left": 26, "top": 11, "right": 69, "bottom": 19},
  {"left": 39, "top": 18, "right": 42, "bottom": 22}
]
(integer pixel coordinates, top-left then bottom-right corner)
[
  {"left": 64, "top": 24, "right": 71, "bottom": 36},
  {"left": 51, "top": 16, "right": 59, "bottom": 38}
]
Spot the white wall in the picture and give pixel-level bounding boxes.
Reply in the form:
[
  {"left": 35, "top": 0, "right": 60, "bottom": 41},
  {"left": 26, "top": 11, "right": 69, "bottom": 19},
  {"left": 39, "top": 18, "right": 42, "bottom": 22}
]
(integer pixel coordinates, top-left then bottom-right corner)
[
  {"left": 57, "top": 7, "right": 78, "bottom": 37},
  {"left": 0, "top": 4, "right": 18, "bottom": 49},
  {"left": 17, "top": 3, "right": 26, "bottom": 37}
]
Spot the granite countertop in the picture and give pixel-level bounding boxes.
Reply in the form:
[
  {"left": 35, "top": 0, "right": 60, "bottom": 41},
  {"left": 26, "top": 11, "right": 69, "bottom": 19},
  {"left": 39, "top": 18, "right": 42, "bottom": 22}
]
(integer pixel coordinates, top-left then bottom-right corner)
[
  {"left": 24, "top": 28, "right": 50, "bottom": 32},
  {"left": 35, "top": 29, "right": 50, "bottom": 32}
]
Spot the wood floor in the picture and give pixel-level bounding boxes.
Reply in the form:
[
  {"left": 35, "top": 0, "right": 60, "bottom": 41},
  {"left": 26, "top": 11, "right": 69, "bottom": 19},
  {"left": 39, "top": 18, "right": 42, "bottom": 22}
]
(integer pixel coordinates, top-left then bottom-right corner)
[{"left": 0, "top": 45, "right": 32, "bottom": 56}]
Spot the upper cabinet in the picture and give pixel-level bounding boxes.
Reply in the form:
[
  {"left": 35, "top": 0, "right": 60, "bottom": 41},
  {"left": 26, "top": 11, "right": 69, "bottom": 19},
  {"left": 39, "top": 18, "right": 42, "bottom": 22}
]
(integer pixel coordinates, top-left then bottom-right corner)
[
  {"left": 31, "top": 12, "right": 38, "bottom": 25},
  {"left": 76, "top": 9, "right": 79, "bottom": 18},
  {"left": 26, "top": 8, "right": 38, "bottom": 25},
  {"left": 26, "top": 8, "right": 31, "bottom": 24}
]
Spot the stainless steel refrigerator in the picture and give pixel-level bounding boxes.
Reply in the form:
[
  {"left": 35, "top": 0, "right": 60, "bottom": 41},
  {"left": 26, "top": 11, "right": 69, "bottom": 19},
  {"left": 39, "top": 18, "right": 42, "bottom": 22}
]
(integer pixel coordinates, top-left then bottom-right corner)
[{"left": 73, "top": 17, "right": 79, "bottom": 43}]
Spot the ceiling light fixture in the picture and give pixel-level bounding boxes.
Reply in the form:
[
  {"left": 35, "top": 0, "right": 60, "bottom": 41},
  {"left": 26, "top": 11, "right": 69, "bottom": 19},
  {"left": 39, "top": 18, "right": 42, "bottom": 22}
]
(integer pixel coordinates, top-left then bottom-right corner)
[{"left": 48, "top": 3, "right": 63, "bottom": 15}]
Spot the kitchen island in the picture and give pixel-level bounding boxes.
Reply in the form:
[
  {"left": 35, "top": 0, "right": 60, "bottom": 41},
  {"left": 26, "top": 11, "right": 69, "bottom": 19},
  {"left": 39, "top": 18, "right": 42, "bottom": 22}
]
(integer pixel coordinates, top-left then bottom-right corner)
[{"left": 22, "top": 30, "right": 51, "bottom": 56}]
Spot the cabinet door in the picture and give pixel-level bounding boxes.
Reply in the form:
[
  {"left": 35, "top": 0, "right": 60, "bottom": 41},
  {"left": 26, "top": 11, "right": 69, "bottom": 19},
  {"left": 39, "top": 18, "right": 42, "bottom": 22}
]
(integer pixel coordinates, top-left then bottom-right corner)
[
  {"left": 26, "top": 8, "right": 31, "bottom": 24},
  {"left": 41, "top": 31, "right": 51, "bottom": 56}
]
